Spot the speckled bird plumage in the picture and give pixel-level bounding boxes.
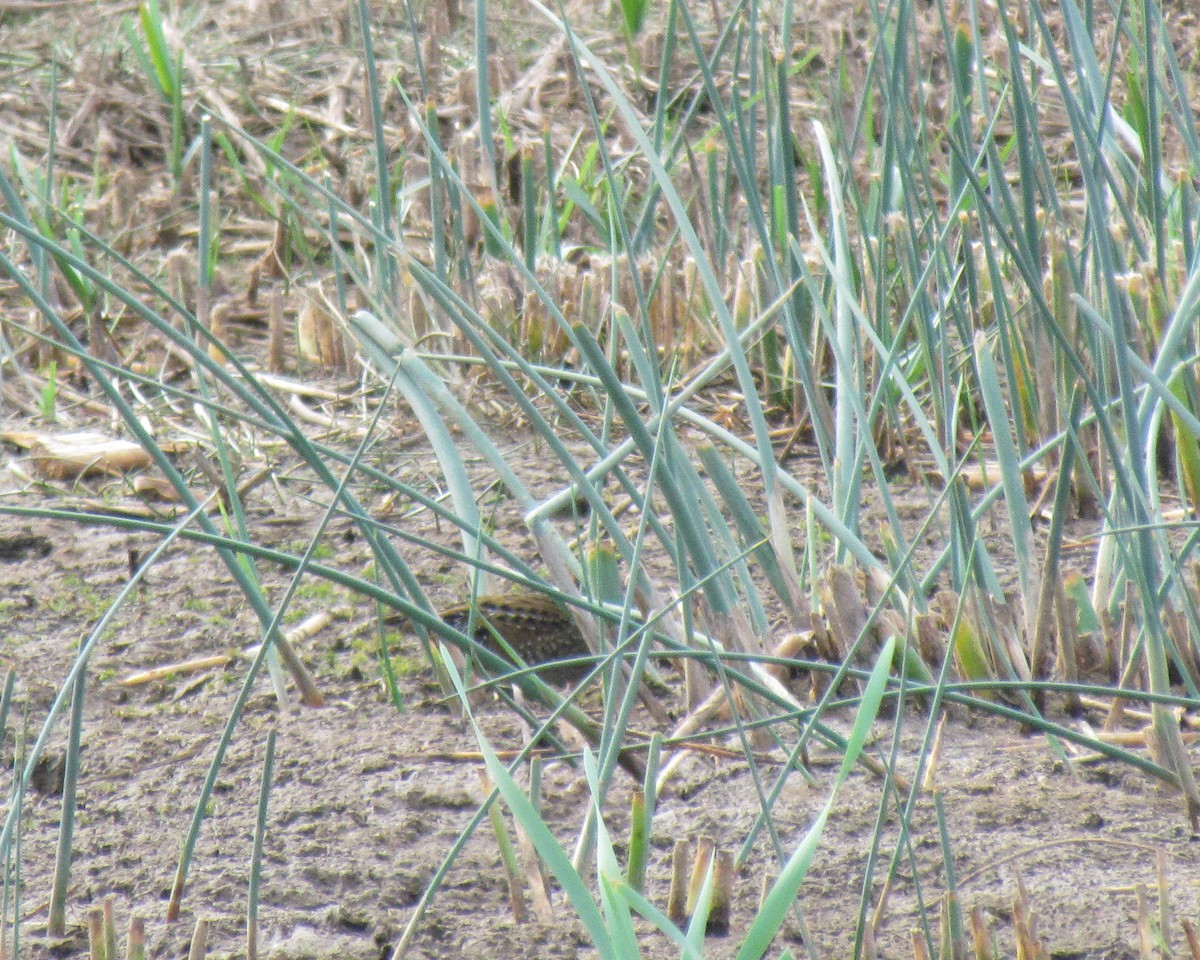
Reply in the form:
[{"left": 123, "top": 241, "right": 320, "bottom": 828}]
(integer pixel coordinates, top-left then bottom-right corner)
[{"left": 439, "top": 593, "right": 591, "bottom": 683}]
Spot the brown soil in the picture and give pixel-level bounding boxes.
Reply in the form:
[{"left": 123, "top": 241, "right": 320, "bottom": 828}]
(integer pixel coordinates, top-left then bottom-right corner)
[
  {"left": 3, "top": 0, "right": 1200, "bottom": 958},
  {"left": 2, "top": 437, "right": 1198, "bottom": 960}
]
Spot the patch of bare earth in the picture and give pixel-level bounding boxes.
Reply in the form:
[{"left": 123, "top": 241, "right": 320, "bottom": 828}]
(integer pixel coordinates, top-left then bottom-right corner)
[{"left": 1, "top": 432, "right": 1197, "bottom": 960}]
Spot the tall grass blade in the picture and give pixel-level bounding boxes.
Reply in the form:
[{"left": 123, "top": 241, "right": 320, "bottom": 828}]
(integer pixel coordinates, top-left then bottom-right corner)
[
  {"left": 737, "top": 636, "right": 897, "bottom": 959},
  {"left": 246, "top": 730, "right": 276, "bottom": 960}
]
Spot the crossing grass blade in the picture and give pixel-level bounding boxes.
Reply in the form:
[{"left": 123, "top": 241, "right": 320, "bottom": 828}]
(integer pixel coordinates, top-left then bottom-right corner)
[{"left": 736, "top": 636, "right": 897, "bottom": 960}]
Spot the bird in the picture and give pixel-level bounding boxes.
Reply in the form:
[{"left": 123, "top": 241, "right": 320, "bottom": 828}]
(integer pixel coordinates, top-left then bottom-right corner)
[
  {"left": 438, "top": 592, "right": 592, "bottom": 684},
  {"left": 437, "top": 591, "right": 647, "bottom": 779}
]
